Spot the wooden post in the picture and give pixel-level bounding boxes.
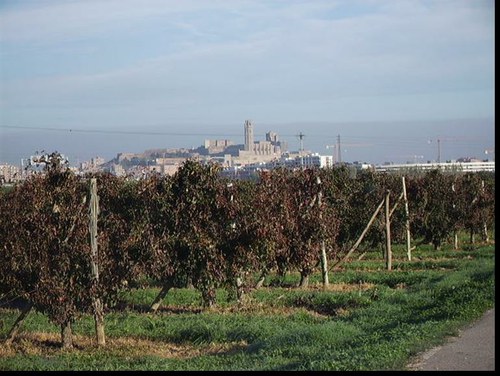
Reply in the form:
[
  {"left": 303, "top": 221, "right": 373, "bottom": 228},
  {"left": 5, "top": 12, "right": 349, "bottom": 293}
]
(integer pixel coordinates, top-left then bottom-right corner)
[
  {"left": 451, "top": 181, "right": 459, "bottom": 250},
  {"left": 317, "top": 176, "right": 329, "bottom": 287},
  {"left": 402, "top": 176, "right": 412, "bottom": 261},
  {"left": 481, "top": 180, "right": 489, "bottom": 243},
  {"left": 320, "top": 240, "right": 328, "bottom": 286},
  {"left": 385, "top": 190, "right": 392, "bottom": 271},
  {"left": 332, "top": 197, "right": 385, "bottom": 270},
  {"left": 388, "top": 192, "right": 404, "bottom": 219},
  {"left": 89, "top": 178, "right": 105, "bottom": 346}
]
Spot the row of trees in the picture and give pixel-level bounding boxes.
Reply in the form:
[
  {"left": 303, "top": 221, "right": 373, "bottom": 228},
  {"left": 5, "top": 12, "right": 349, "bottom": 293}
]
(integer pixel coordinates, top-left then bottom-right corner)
[{"left": 0, "top": 156, "right": 495, "bottom": 347}]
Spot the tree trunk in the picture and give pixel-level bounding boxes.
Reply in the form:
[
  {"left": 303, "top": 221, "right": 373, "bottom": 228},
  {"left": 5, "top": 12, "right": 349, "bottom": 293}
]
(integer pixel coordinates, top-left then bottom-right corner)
[
  {"left": 277, "top": 268, "right": 287, "bottom": 286},
  {"left": 150, "top": 281, "right": 172, "bottom": 313},
  {"left": 298, "top": 272, "right": 309, "bottom": 288},
  {"left": 61, "top": 321, "right": 73, "bottom": 349},
  {"left": 93, "top": 299, "right": 105, "bottom": 346},
  {"left": 255, "top": 270, "right": 267, "bottom": 289},
  {"left": 433, "top": 239, "right": 441, "bottom": 251},
  {"left": 236, "top": 276, "right": 244, "bottom": 301},
  {"left": 185, "top": 276, "right": 194, "bottom": 289},
  {"left": 4, "top": 302, "right": 33, "bottom": 346},
  {"left": 483, "top": 223, "right": 489, "bottom": 243},
  {"left": 201, "top": 288, "right": 216, "bottom": 308}
]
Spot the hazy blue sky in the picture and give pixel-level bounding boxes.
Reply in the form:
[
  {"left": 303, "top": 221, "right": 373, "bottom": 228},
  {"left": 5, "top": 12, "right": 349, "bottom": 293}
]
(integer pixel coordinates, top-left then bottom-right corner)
[{"left": 0, "top": 0, "right": 495, "bottom": 166}]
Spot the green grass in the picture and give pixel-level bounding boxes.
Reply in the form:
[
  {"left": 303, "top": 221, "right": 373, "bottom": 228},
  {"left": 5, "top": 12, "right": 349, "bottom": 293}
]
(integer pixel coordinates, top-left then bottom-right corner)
[{"left": 0, "top": 244, "right": 495, "bottom": 371}]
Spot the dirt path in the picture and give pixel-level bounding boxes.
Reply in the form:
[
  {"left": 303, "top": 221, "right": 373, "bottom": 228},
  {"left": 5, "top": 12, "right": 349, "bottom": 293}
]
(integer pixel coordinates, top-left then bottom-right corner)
[{"left": 406, "top": 308, "right": 495, "bottom": 371}]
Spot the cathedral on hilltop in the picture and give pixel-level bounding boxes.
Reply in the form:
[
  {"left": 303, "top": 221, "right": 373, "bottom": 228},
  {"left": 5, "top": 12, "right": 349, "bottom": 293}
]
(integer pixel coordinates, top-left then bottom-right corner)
[{"left": 201, "top": 119, "right": 288, "bottom": 165}]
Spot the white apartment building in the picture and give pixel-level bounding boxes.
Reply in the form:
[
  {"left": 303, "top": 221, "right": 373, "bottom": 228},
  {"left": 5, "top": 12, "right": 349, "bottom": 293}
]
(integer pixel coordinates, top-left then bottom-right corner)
[{"left": 375, "top": 161, "right": 495, "bottom": 173}]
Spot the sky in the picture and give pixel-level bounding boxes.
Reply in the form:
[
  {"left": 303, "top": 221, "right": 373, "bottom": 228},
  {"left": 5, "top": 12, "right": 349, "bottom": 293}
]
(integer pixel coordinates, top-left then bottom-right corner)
[{"left": 0, "top": 0, "right": 495, "bottom": 166}]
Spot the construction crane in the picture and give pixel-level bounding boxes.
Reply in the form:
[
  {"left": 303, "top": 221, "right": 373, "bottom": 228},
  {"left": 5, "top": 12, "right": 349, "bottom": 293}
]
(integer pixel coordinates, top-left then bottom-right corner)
[
  {"left": 327, "top": 136, "right": 371, "bottom": 164},
  {"left": 428, "top": 137, "right": 456, "bottom": 163},
  {"left": 296, "top": 132, "right": 306, "bottom": 153},
  {"left": 428, "top": 137, "right": 474, "bottom": 163},
  {"left": 427, "top": 138, "right": 444, "bottom": 163}
]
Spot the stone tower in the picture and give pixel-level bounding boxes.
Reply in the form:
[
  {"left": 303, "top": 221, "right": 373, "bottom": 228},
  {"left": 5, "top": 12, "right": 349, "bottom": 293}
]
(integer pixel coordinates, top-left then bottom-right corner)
[{"left": 244, "top": 119, "right": 254, "bottom": 151}]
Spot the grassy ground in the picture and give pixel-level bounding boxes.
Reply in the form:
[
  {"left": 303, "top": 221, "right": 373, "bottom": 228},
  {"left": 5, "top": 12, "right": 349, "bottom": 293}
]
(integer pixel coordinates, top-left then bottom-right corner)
[{"left": 0, "top": 242, "right": 495, "bottom": 371}]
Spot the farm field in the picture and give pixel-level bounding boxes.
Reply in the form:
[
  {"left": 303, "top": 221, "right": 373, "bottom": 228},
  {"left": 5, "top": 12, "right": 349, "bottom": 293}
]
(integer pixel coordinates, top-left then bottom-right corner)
[{"left": 0, "top": 242, "right": 495, "bottom": 371}]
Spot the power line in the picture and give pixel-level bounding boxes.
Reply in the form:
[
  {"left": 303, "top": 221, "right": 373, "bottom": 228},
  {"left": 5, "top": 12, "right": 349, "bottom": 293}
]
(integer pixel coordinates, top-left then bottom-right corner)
[
  {"left": 1, "top": 124, "right": 488, "bottom": 148},
  {"left": 0, "top": 125, "right": 241, "bottom": 137}
]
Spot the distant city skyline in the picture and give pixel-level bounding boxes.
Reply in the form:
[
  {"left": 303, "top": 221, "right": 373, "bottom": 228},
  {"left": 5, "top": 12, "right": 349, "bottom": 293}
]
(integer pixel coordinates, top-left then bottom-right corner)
[
  {"left": 0, "top": 1, "right": 494, "bottom": 166},
  {"left": 0, "top": 117, "right": 494, "bottom": 167}
]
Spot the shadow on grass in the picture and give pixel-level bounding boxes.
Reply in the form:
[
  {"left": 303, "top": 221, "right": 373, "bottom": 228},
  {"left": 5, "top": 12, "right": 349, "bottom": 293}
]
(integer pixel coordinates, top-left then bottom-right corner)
[{"left": 112, "top": 301, "right": 202, "bottom": 315}]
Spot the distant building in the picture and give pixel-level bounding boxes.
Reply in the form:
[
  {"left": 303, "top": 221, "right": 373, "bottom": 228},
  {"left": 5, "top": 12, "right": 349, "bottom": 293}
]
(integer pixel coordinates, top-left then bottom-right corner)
[
  {"left": 110, "top": 164, "right": 126, "bottom": 177},
  {"left": 266, "top": 131, "right": 278, "bottom": 143},
  {"left": 220, "top": 152, "right": 334, "bottom": 179},
  {"left": 266, "top": 131, "right": 288, "bottom": 153},
  {"left": 294, "top": 153, "right": 333, "bottom": 169},
  {"left": 155, "top": 157, "right": 187, "bottom": 176},
  {"left": 161, "top": 164, "right": 181, "bottom": 176},
  {"left": 200, "top": 139, "right": 236, "bottom": 156},
  {"left": 244, "top": 119, "right": 254, "bottom": 151},
  {"left": 80, "top": 156, "right": 106, "bottom": 173},
  {"left": 0, "top": 163, "right": 21, "bottom": 184},
  {"left": 374, "top": 161, "right": 495, "bottom": 173},
  {"left": 194, "top": 120, "right": 288, "bottom": 166},
  {"left": 236, "top": 120, "right": 286, "bottom": 165}
]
